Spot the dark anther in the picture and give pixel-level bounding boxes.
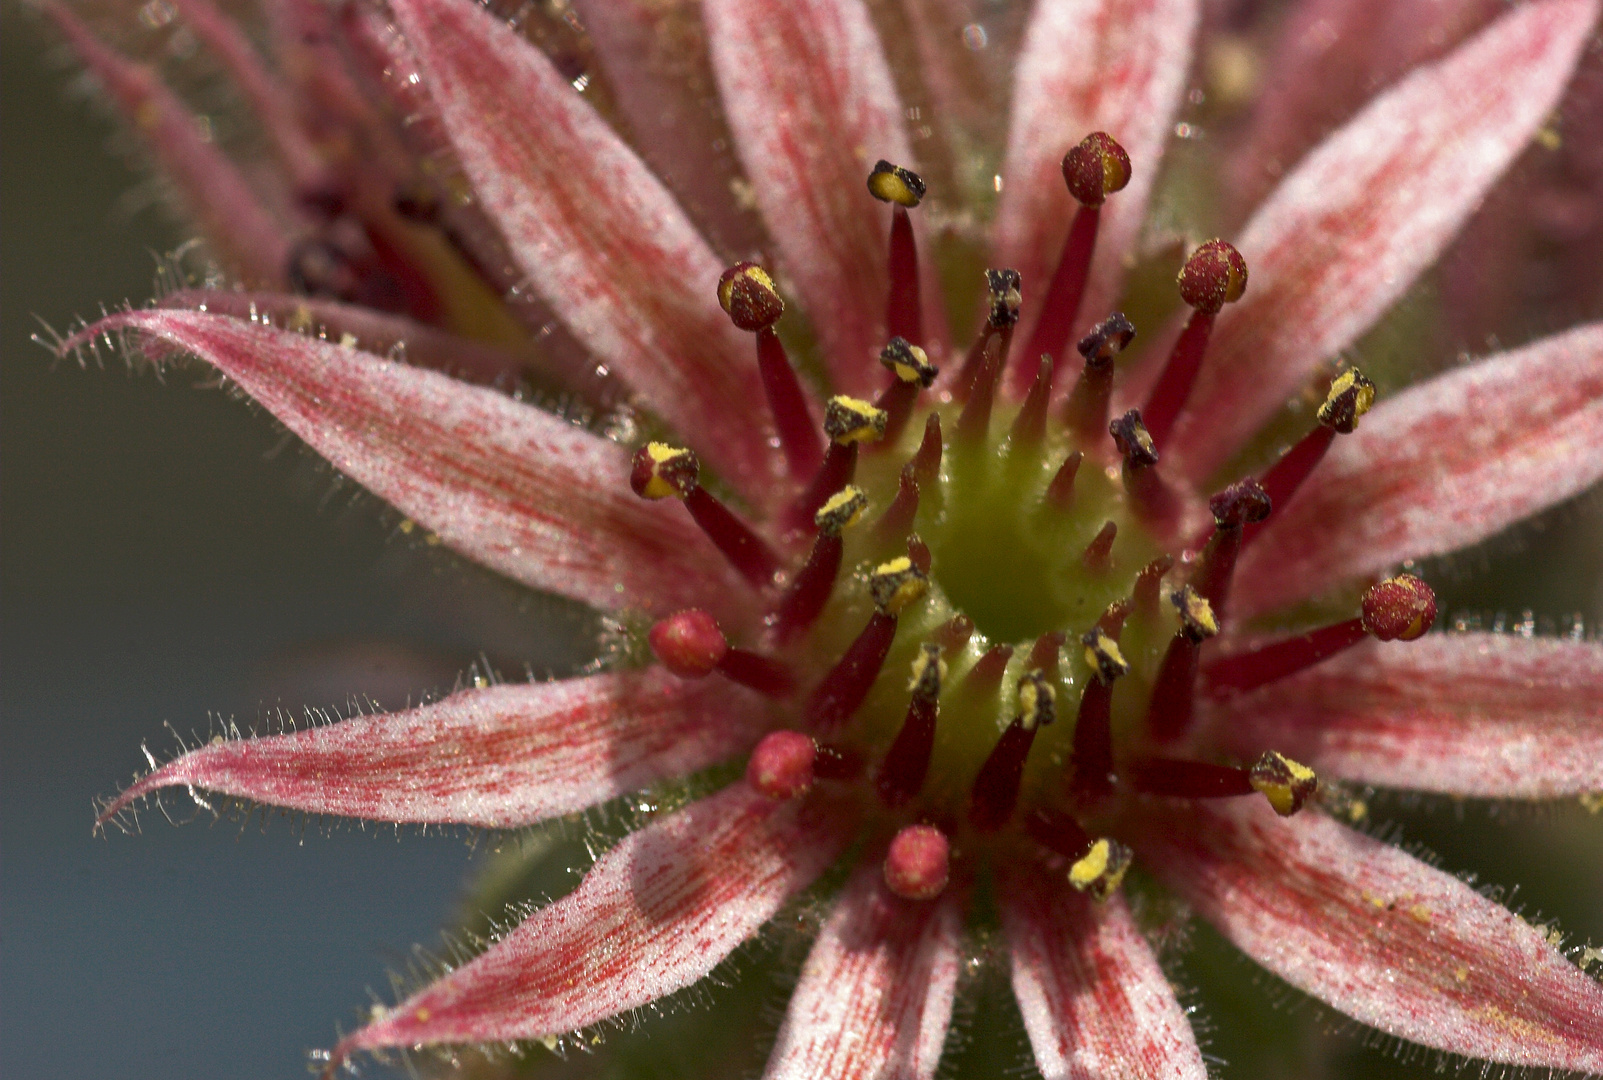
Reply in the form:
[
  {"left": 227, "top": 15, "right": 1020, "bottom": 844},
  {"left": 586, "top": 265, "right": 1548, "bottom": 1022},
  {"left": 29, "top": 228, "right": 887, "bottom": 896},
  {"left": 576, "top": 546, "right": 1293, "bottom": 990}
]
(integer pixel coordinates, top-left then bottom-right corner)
[
  {"left": 986, "top": 268, "right": 1023, "bottom": 327},
  {"left": 1109, "top": 410, "right": 1159, "bottom": 468}
]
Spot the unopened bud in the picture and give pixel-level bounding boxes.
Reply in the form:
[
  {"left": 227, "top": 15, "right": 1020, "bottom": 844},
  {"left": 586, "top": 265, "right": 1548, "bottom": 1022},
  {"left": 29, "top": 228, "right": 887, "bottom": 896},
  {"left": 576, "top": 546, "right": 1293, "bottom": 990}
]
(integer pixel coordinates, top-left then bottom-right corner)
[
  {"left": 648, "top": 609, "right": 728, "bottom": 676},
  {"left": 1361, "top": 575, "right": 1436, "bottom": 641},
  {"left": 1061, "top": 132, "right": 1132, "bottom": 207},
  {"left": 747, "top": 731, "right": 816, "bottom": 799},
  {"left": 717, "top": 262, "right": 784, "bottom": 331},
  {"left": 1177, "top": 239, "right": 1248, "bottom": 313}
]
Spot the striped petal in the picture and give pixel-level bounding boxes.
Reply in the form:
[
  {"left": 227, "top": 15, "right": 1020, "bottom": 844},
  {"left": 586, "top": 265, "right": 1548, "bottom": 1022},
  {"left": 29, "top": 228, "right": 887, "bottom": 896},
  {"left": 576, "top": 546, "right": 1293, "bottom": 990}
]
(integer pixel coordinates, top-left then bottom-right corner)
[
  {"left": 1165, "top": 0, "right": 1600, "bottom": 482},
  {"left": 386, "top": 0, "right": 776, "bottom": 499},
  {"left": 1234, "top": 323, "right": 1603, "bottom": 619},
  {"left": 333, "top": 785, "right": 851, "bottom": 1055},
  {"left": 1203, "top": 634, "right": 1603, "bottom": 799},
  {"left": 705, "top": 0, "right": 945, "bottom": 395},
  {"left": 70, "top": 310, "right": 741, "bottom": 614},
  {"left": 1001, "top": 857, "right": 1206, "bottom": 1080},
  {"left": 762, "top": 861, "right": 961, "bottom": 1079},
  {"left": 100, "top": 670, "right": 767, "bottom": 829},
  {"left": 1144, "top": 801, "right": 1603, "bottom": 1071},
  {"left": 991, "top": 0, "right": 1200, "bottom": 375}
]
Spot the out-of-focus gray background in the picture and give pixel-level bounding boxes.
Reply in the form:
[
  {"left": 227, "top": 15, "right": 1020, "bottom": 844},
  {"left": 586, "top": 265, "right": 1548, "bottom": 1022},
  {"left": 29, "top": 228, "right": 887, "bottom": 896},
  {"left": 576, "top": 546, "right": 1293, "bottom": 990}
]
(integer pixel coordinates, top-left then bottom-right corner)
[{"left": 3, "top": 5, "right": 1601, "bottom": 1078}]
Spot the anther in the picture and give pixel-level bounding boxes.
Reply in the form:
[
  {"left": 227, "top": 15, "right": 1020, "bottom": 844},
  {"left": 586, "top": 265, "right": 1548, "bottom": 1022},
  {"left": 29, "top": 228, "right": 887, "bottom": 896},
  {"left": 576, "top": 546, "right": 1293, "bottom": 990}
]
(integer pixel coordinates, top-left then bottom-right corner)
[
  {"left": 1016, "top": 132, "right": 1131, "bottom": 394},
  {"left": 875, "top": 337, "right": 938, "bottom": 445},
  {"left": 1082, "top": 520, "right": 1118, "bottom": 572},
  {"left": 1110, "top": 410, "right": 1179, "bottom": 528},
  {"left": 969, "top": 670, "right": 1055, "bottom": 830},
  {"left": 1249, "top": 751, "right": 1319, "bottom": 816},
  {"left": 1242, "top": 369, "right": 1376, "bottom": 550},
  {"left": 1144, "top": 585, "right": 1219, "bottom": 741},
  {"left": 1010, "top": 355, "right": 1054, "bottom": 449},
  {"left": 746, "top": 731, "right": 816, "bottom": 800},
  {"left": 1044, "top": 450, "right": 1083, "bottom": 510},
  {"left": 1126, "top": 752, "right": 1317, "bottom": 817},
  {"left": 649, "top": 610, "right": 795, "bottom": 697},
  {"left": 1063, "top": 312, "right": 1136, "bottom": 445},
  {"left": 794, "top": 396, "right": 887, "bottom": 526},
  {"left": 1189, "top": 478, "right": 1271, "bottom": 618},
  {"left": 869, "top": 161, "right": 927, "bottom": 346},
  {"left": 1204, "top": 574, "right": 1437, "bottom": 696},
  {"left": 1142, "top": 240, "right": 1248, "bottom": 449},
  {"left": 806, "top": 556, "right": 930, "bottom": 729},
  {"left": 717, "top": 261, "right": 785, "bottom": 331},
  {"left": 911, "top": 412, "right": 943, "bottom": 487},
  {"left": 1071, "top": 625, "right": 1127, "bottom": 798},
  {"left": 774, "top": 486, "right": 868, "bottom": 642},
  {"left": 631, "top": 444, "right": 782, "bottom": 587},
  {"left": 956, "top": 269, "right": 1020, "bottom": 400},
  {"left": 872, "top": 464, "right": 920, "bottom": 545},
  {"left": 719, "top": 263, "right": 823, "bottom": 480},
  {"left": 883, "top": 824, "right": 950, "bottom": 901},
  {"left": 1067, "top": 838, "right": 1134, "bottom": 899},
  {"left": 876, "top": 643, "right": 945, "bottom": 807}
]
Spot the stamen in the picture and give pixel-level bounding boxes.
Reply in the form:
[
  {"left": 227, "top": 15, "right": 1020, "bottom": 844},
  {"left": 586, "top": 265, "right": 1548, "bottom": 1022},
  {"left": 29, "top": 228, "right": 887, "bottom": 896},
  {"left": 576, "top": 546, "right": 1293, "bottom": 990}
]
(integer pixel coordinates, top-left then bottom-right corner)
[
  {"left": 1142, "top": 240, "right": 1248, "bottom": 449},
  {"left": 649, "top": 609, "right": 796, "bottom": 697},
  {"left": 1071, "top": 625, "right": 1128, "bottom": 798},
  {"left": 1144, "top": 585, "right": 1219, "bottom": 741},
  {"left": 794, "top": 396, "right": 887, "bottom": 526},
  {"left": 969, "top": 671, "right": 1055, "bottom": 831},
  {"left": 1126, "top": 751, "right": 1317, "bottom": 817},
  {"left": 934, "top": 613, "right": 975, "bottom": 653},
  {"left": 956, "top": 269, "right": 1020, "bottom": 400},
  {"left": 961, "top": 644, "right": 1014, "bottom": 692},
  {"left": 1241, "top": 368, "right": 1376, "bottom": 550},
  {"left": 1066, "top": 837, "right": 1134, "bottom": 899},
  {"left": 1082, "top": 520, "right": 1118, "bottom": 572},
  {"left": 868, "top": 161, "right": 928, "bottom": 346},
  {"left": 874, "top": 337, "right": 938, "bottom": 445},
  {"left": 1063, "top": 313, "right": 1136, "bottom": 445},
  {"left": 631, "top": 444, "right": 781, "bottom": 587},
  {"left": 1044, "top": 450, "right": 1083, "bottom": 510},
  {"left": 1109, "top": 410, "right": 1179, "bottom": 527},
  {"left": 1249, "top": 751, "right": 1320, "bottom": 816},
  {"left": 746, "top": 731, "right": 816, "bottom": 800},
  {"left": 774, "top": 486, "right": 869, "bottom": 642},
  {"left": 876, "top": 643, "right": 945, "bottom": 807},
  {"left": 872, "top": 464, "right": 920, "bottom": 545},
  {"left": 1016, "top": 133, "right": 1131, "bottom": 394},
  {"left": 1010, "top": 355, "right": 1054, "bottom": 449},
  {"left": 1189, "top": 478, "right": 1272, "bottom": 618},
  {"left": 1204, "top": 574, "right": 1436, "bottom": 696},
  {"left": 911, "top": 412, "right": 943, "bottom": 487},
  {"left": 718, "top": 263, "right": 821, "bottom": 478},
  {"left": 883, "top": 824, "right": 951, "bottom": 901},
  {"left": 806, "top": 555, "right": 930, "bottom": 728}
]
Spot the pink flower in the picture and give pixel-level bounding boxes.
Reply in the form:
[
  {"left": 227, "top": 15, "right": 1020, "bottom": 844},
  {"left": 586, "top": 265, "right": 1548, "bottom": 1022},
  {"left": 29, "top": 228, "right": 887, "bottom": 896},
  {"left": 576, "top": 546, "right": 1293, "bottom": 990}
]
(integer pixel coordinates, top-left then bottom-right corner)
[{"left": 52, "top": 0, "right": 1603, "bottom": 1076}]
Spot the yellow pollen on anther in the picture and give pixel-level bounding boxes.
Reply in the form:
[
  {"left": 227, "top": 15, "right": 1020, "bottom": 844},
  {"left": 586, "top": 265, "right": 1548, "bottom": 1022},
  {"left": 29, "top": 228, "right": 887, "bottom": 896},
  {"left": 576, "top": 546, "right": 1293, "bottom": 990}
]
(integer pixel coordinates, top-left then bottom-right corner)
[
  {"left": 816, "top": 485, "right": 869, "bottom": 534},
  {"left": 908, "top": 641, "right": 945, "bottom": 694},
  {"left": 825, "top": 396, "right": 889, "bottom": 444},
  {"left": 1017, "top": 671, "right": 1056, "bottom": 731},
  {"left": 1068, "top": 838, "right": 1132, "bottom": 900},
  {"left": 867, "top": 160, "right": 926, "bottom": 207},
  {"left": 1317, "top": 367, "right": 1377, "bottom": 432},
  {"left": 880, "top": 337, "right": 937, "bottom": 386},
  {"left": 1171, "top": 585, "right": 1219, "bottom": 639},
  {"left": 869, "top": 556, "right": 928, "bottom": 615},
  {"left": 1081, "top": 627, "right": 1128, "bottom": 683},
  {"left": 1249, "top": 750, "right": 1318, "bottom": 816},
  {"left": 718, "top": 264, "right": 778, "bottom": 313},
  {"left": 636, "top": 442, "right": 697, "bottom": 499}
]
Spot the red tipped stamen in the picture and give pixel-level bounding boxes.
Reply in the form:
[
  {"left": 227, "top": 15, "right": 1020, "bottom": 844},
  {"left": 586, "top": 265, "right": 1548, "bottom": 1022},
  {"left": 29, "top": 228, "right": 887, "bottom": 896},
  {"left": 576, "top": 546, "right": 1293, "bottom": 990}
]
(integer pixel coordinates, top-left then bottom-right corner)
[
  {"left": 775, "top": 486, "right": 869, "bottom": 643},
  {"left": 1109, "top": 410, "right": 1179, "bottom": 528},
  {"left": 794, "top": 396, "right": 887, "bottom": 526},
  {"left": 1010, "top": 355, "right": 1054, "bottom": 448},
  {"left": 935, "top": 613, "right": 975, "bottom": 653},
  {"left": 883, "top": 824, "right": 950, "bottom": 901},
  {"left": 1126, "top": 751, "right": 1318, "bottom": 817},
  {"left": 1082, "top": 520, "right": 1118, "bottom": 572},
  {"left": 873, "top": 464, "right": 920, "bottom": 545},
  {"left": 1071, "top": 624, "right": 1128, "bottom": 798},
  {"left": 876, "top": 643, "right": 944, "bottom": 807},
  {"left": 1015, "top": 132, "right": 1131, "bottom": 394},
  {"left": 807, "top": 556, "right": 930, "bottom": 728},
  {"left": 912, "top": 412, "right": 943, "bottom": 487},
  {"left": 718, "top": 263, "right": 821, "bottom": 479},
  {"left": 969, "top": 670, "right": 1055, "bottom": 831},
  {"left": 650, "top": 609, "right": 795, "bottom": 697},
  {"left": 1063, "top": 312, "right": 1136, "bottom": 444},
  {"left": 747, "top": 731, "right": 817, "bottom": 799},
  {"left": 1242, "top": 369, "right": 1376, "bottom": 550},
  {"left": 961, "top": 645, "right": 1014, "bottom": 693},
  {"left": 956, "top": 269, "right": 1020, "bottom": 400},
  {"left": 1204, "top": 574, "right": 1436, "bottom": 696},
  {"left": 1145, "top": 585, "right": 1220, "bottom": 742},
  {"left": 1044, "top": 450, "right": 1083, "bottom": 510},
  {"left": 1142, "top": 240, "right": 1248, "bottom": 449},
  {"left": 868, "top": 161, "right": 927, "bottom": 346},
  {"left": 874, "top": 337, "right": 938, "bottom": 445},
  {"left": 1189, "top": 478, "right": 1272, "bottom": 618},
  {"left": 631, "top": 444, "right": 781, "bottom": 587}
]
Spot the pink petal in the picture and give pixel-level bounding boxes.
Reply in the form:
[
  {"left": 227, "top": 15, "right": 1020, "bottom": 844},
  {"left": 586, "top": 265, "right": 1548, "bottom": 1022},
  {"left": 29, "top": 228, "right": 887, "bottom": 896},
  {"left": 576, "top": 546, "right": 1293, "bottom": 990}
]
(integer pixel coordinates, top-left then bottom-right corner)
[
  {"left": 386, "top": 0, "right": 776, "bottom": 501},
  {"left": 704, "top": 0, "right": 946, "bottom": 396},
  {"left": 1203, "top": 634, "right": 1603, "bottom": 799},
  {"left": 46, "top": 3, "right": 292, "bottom": 287},
  {"left": 762, "top": 861, "right": 960, "bottom": 1079},
  {"left": 1165, "top": 0, "right": 1601, "bottom": 482},
  {"left": 69, "top": 310, "right": 742, "bottom": 614},
  {"left": 1233, "top": 323, "right": 1603, "bottom": 619},
  {"left": 1000, "top": 858, "right": 1206, "bottom": 1080},
  {"left": 334, "top": 785, "right": 852, "bottom": 1055},
  {"left": 570, "top": 0, "right": 765, "bottom": 260},
  {"left": 100, "top": 669, "right": 766, "bottom": 829},
  {"left": 1143, "top": 801, "right": 1603, "bottom": 1070},
  {"left": 991, "top": 0, "right": 1200, "bottom": 373}
]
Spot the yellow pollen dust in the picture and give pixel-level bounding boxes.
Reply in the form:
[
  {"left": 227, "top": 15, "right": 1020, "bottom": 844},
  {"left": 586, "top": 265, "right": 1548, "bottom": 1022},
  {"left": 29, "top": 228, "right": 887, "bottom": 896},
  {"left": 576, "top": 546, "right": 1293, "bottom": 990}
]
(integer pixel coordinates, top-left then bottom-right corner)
[
  {"left": 826, "top": 396, "right": 889, "bottom": 444},
  {"left": 1249, "top": 750, "right": 1318, "bottom": 816},
  {"left": 867, "top": 161, "right": 924, "bottom": 207},
  {"left": 908, "top": 642, "right": 946, "bottom": 694},
  {"left": 1017, "top": 672, "right": 1055, "bottom": 731},
  {"left": 1069, "top": 838, "right": 1132, "bottom": 900},
  {"left": 718, "top": 264, "right": 777, "bottom": 311},
  {"left": 639, "top": 442, "right": 694, "bottom": 499},
  {"left": 869, "top": 556, "right": 928, "bottom": 615},
  {"left": 816, "top": 485, "right": 868, "bottom": 534}
]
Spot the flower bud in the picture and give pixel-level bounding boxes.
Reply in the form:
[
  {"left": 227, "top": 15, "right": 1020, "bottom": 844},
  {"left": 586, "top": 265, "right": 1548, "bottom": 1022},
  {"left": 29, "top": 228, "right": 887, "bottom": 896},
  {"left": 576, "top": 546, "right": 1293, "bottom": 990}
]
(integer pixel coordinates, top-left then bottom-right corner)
[
  {"left": 1061, "top": 132, "right": 1132, "bottom": 206},
  {"left": 747, "top": 731, "right": 816, "bottom": 799},
  {"left": 648, "top": 609, "right": 728, "bottom": 676},
  {"left": 1361, "top": 575, "right": 1436, "bottom": 641},
  {"left": 1177, "top": 239, "right": 1248, "bottom": 313},
  {"left": 717, "top": 262, "right": 784, "bottom": 331}
]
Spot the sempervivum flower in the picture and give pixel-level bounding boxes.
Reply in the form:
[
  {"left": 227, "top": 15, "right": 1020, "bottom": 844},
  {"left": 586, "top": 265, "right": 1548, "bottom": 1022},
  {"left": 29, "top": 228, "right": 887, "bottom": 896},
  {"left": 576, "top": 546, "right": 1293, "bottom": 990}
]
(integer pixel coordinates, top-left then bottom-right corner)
[{"left": 51, "top": 0, "right": 1603, "bottom": 1075}]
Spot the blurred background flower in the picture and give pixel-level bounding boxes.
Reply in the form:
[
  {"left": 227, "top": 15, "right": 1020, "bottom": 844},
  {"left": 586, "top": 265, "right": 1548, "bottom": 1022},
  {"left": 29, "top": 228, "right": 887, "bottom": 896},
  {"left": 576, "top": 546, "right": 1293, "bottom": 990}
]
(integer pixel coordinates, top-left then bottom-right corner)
[{"left": 2, "top": 2, "right": 1601, "bottom": 1078}]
